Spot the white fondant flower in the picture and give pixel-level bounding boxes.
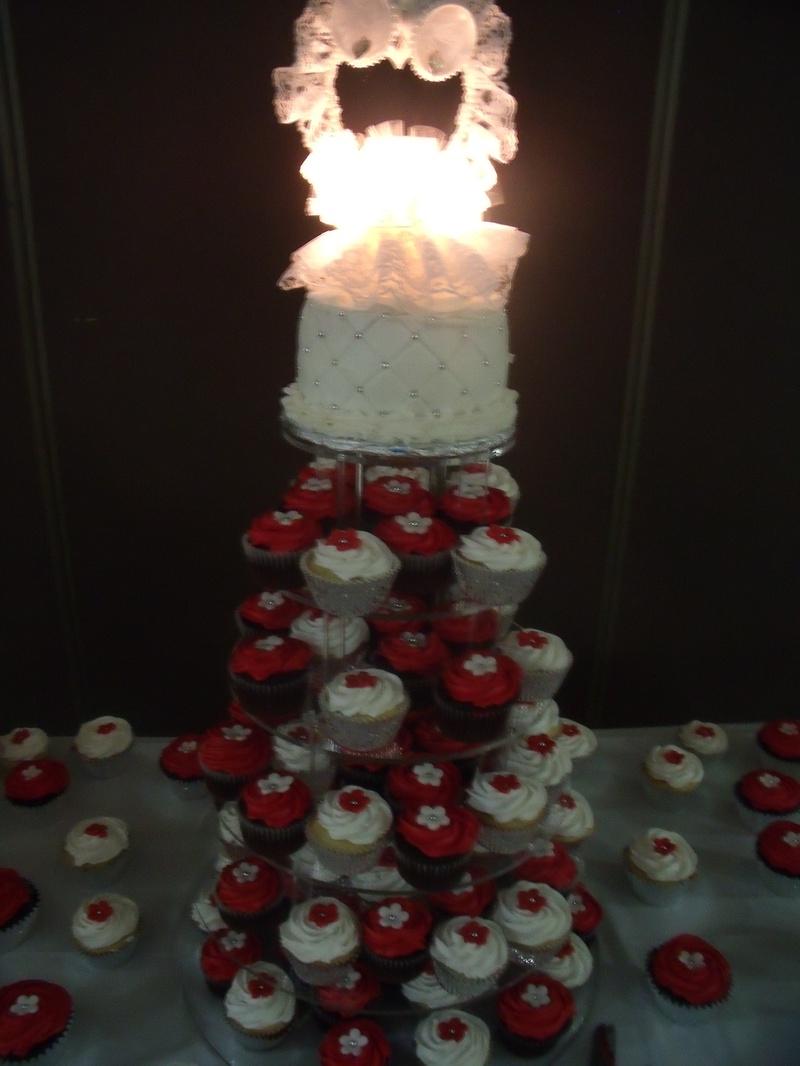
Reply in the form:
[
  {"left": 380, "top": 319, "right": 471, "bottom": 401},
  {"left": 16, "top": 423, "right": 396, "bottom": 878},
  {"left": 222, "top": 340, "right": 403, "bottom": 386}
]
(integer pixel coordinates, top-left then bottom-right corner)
[
  {"left": 337, "top": 968, "right": 361, "bottom": 990},
  {"left": 529, "top": 839, "right": 555, "bottom": 858},
  {"left": 783, "top": 831, "right": 800, "bottom": 847},
  {"left": 232, "top": 862, "right": 259, "bottom": 884},
  {"left": 413, "top": 762, "right": 444, "bottom": 786},
  {"left": 21, "top": 765, "right": 42, "bottom": 780},
  {"left": 254, "top": 636, "right": 285, "bottom": 651},
  {"left": 778, "top": 722, "right": 799, "bottom": 735},
  {"left": 456, "top": 483, "right": 488, "bottom": 499},
  {"left": 221, "top": 931, "right": 246, "bottom": 951},
  {"left": 339, "top": 1028, "right": 369, "bottom": 1056},
  {"left": 522, "top": 983, "right": 550, "bottom": 1008},
  {"left": 385, "top": 479, "right": 411, "bottom": 494},
  {"left": 378, "top": 902, "right": 410, "bottom": 929},
  {"left": 416, "top": 805, "right": 450, "bottom": 829},
  {"left": 464, "top": 654, "right": 498, "bottom": 677},
  {"left": 678, "top": 950, "right": 705, "bottom": 971},
  {"left": 10, "top": 995, "right": 39, "bottom": 1016},
  {"left": 221, "top": 724, "right": 252, "bottom": 742},
  {"left": 396, "top": 512, "right": 432, "bottom": 533},
  {"left": 304, "top": 478, "right": 333, "bottom": 492},
  {"left": 759, "top": 773, "right": 781, "bottom": 788},
  {"left": 258, "top": 591, "right": 286, "bottom": 608},
  {"left": 274, "top": 510, "right": 303, "bottom": 524},
  {"left": 178, "top": 740, "right": 197, "bottom": 754},
  {"left": 567, "top": 894, "right": 585, "bottom": 914},
  {"left": 257, "top": 773, "right": 293, "bottom": 794}
]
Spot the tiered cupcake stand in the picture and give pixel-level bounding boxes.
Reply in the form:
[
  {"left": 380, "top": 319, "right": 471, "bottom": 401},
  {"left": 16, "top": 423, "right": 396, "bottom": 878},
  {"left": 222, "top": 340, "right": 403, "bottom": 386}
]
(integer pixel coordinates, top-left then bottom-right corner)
[{"left": 179, "top": 434, "right": 599, "bottom": 1064}]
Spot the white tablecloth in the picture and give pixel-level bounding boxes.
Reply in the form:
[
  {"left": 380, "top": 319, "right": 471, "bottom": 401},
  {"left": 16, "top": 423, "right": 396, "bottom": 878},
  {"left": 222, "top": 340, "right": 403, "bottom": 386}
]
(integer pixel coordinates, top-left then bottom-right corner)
[{"left": 1, "top": 725, "right": 798, "bottom": 1066}]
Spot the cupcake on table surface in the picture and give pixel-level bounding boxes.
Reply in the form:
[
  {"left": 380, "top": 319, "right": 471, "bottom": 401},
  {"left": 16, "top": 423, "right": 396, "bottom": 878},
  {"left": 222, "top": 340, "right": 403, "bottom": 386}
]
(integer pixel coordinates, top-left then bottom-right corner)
[
  {"left": 319, "top": 1018, "right": 390, "bottom": 1066},
  {"left": 517, "top": 838, "right": 581, "bottom": 893},
  {"left": 541, "top": 788, "right": 595, "bottom": 849},
  {"left": 306, "top": 786, "right": 393, "bottom": 876},
  {"left": 567, "top": 883, "right": 604, "bottom": 943},
  {"left": 214, "top": 856, "right": 285, "bottom": 930},
  {"left": 496, "top": 973, "right": 575, "bottom": 1057},
  {"left": 642, "top": 744, "right": 704, "bottom": 807},
  {"left": 223, "top": 960, "right": 297, "bottom": 1050},
  {"left": 363, "top": 475, "right": 435, "bottom": 524},
  {"left": 71, "top": 893, "right": 139, "bottom": 965},
  {"left": 368, "top": 594, "right": 428, "bottom": 637},
  {"left": 537, "top": 932, "right": 595, "bottom": 993},
  {"left": 435, "top": 649, "right": 522, "bottom": 743},
  {"left": 492, "top": 880, "right": 573, "bottom": 965},
  {"left": 200, "top": 926, "right": 262, "bottom": 996},
  {"left": 402, "top": 961, "right": 460, "bottom": 1008},
  {"left": 415, "top": 1009, "right": 492, "bottom": 1066},
  {"left": 647, "top": 933, "right": 732, "bottom": 1023},
  {"left": 279, "top": 896, "right": 360, "bottom": 986},
  {"left": 73, "top": 715, "right": 134, "bottom": 777},
  {"left": 499, "top": 628, "right": 572, "bottom": 701},
  {"left": 625, "top": 827, "right": 698, "bottom": 906},
  {"left": 272, "top": 720, "right": 337, "bottom": 796},
  {"left": 438, "top": 482, "right": 511, "bottom": 534},
  {"left": 734, "top": 769, "right": 800, "bottom": 830},
  {"left": 507, "top": 698, "right": 560, "bottom": 738},
  {"left": 387, "top": 760, "right": 463, "bottom": 812},
  {"left": 0, "top": 980, "right": 73, "bottom": 1064},
  {"left": 0, "top": 728, "right": 48, "bottom": 772},
  {"left": 236, "top": 589, "right": 304, "bottom": 638},
  {"left": 227, "top": 635, "right": 312, "bottom": 721},
  {"left": 453, "top": 526, "right": 546, "bottom": 607},
  {"left": 755, "top": 820, "right": 800, "bottom": 897},
  {"left": 556, "top": 718, "right": 598, "bottom": 762},
  {"left": 238, "top": 772, "right": 313, "bottom": 856},
  {"left": 757, "top": 718, "right": 800, "bottom": 770},
  {"left": 429, "top": 915, "right": 509, "bottom": 999},
  {"left": 242, "top": 509, "right": 321, "bottom": 589},
  {"left": 432, "top": 601, "right": 499, "bottom": 651},
  {"left": 678, "top": 720, "right": 728, "bottom": 760},
  {"left": 319, "top": 668, "right": 409, "bottom": 753},
  {"left": 301, "top": 529, "right": 400, "bottom": 618},
  {"left": 198, "top": 721, "right": 272, "bottom": 802},
  {"left": 4, "top": 759, "right": 69, "bottom": 808},
  {"left": 394, "top": 802, "right": 480, "bottom": 890},
  {"left": 465, "top": 770, "right": 547, "bottom": 853},
  {"left": 290, "top": 609, "right": 369, "bottom": 666},
  {"left": 315, "top": 962, "right": 381, "bottom": 1020},
  {"left": 428, "top": 869, "right": 496, "bottom": 918},
  {"left": 496, "top": 731, "right": 572, "bottom": 793},
  {"left": 158, "top": 734, "right": 203, "bottom": 797},
  {"left": 0, "top": 868, "right": 39, "bottom": 953},
  {"left": 283, "top": 475, "right": 355, "bottom": 523},
  {"left": 63, "top": 817, "right": 129, "bottom": 881},
  {"left": 374, "top": 629, "right": 448, "bottom": 703},
  {"left": 361, "top": 895, "right": 434, "bottom": 982}
]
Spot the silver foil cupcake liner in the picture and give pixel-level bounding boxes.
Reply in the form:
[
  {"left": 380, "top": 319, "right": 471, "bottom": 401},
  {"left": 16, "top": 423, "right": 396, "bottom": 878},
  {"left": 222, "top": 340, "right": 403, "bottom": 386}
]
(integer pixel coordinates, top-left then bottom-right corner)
[
  {"left": 307, "top": 838, "right": 384, "bottom": 877},
  {"left": 477, "top": 822, "right": 540, "bottom": 855},
  {"left": 285, "top": 950, "right": 356, "bottom": 987},
  {"left": 300, "top": 553, "right": 400, "bottom": 617},
  {"left": 509, "top": 936, "right": 569, "bottom": 968},
  {"left": 519, "top": 666, "right": 571, "bottom": 702},
  {"left": 321, "top": 710, "right": 405, "bottom": 754},
  {"left": 453, "top": 554, "right": 545, "bottom": 607},
  {"left": 433, "top": 959, "right": 504, "bottom": 1001}
]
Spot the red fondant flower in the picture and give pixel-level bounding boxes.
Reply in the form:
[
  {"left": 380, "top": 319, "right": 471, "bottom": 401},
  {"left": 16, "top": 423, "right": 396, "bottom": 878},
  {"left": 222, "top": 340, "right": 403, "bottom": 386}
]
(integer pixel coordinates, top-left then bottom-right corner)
[
  {"left": 517, "top": 888, "right": 547, "bottom": 913},
  {"left": 345, "top": 671, "right": 378, "bottom": 689},
  {"left": 558, "top": 793, "right": 577, "bottom": 810},
  {"left": 561, "top": 723, "right": 580, "bottom": 737},
  {"left": 339, "top": 788, "right": 370, "bottom": 812},
  {"left": 87, "top": 899, "right": 113, "bottom": 922},
  {"left": 695, "top": 724, "right": 715, "bottom": 738},
  {"left": 324, "top": 529, "right": 362, "bottom": 552},
  {"left": 437, "top": 1016, "right": 468, "bottom": 1042},
  {"left": 518, "top": 630, "right": 549, "bottom": 649},
  {"left": 457, "top": 920, "right": 489, "bottom": 946},
  {"left": 663, "top": 748, "right": 685, "bottom": 765},
  {"left": 491, "top": 773, "right": 521, "bottom": 794},
  {"left": 96, "top": 722, "right": 117, "bottom": 735},
  {"left": 248, "top": 976, "right": 275, "bottom": 998},
  {"left": 652, "top": 836, "right": 677, "bottom": 855},
  {"left": 11, "top": 729, "right": 30, "bottom": 744},
  {"left": 309, "top": 902, "right": 339, "bottom": 928},
  {"left": 84, "top": 823, "right": 109, "bottom": 838},
  {"left": 526, "top": 734, "right": 556, "bottom": 755},
  {"left": 487, "top": 525, "right": 521, "bottom": 544}
]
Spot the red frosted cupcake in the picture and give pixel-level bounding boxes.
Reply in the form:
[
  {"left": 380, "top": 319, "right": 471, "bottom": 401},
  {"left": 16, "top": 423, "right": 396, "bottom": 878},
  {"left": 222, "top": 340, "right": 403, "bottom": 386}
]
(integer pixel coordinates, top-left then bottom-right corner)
[
  {"left": 755, "top": 819, "right": 800, "bottom": 896},
  {"left": 236, "top": 590, "right": 304, "bottom": 639},
  {"left": 433, "top": 603, "right": 499, "bottom": 651},
  {"left": 319, "top": 1018, "right": 391, "bottom": 1066},
  {"left": 198, "top": 722, "right": 271, "bottom": 802},
  {"left": 386, "top": 760, "right": 462, "bottom": 811},
  {"left": 214, "top": 857, "right": 285, "bottom": 931},
  {"left": 435, "top": 650, "right": 521, "bottom": 742},
  {"left": 200, "top": 926, "right": 262, "bottom": 996},
  {"left": 735, "top": 769, "right": 800, "bottom": 830},
  {"left": 228, "top": 636, "right": 312, "bottom": 722},
  {"left": 243, "top": 509, "right": 321, "bottom": 589},
  {"left": 647, "top": 934, "right": 732, "bottom": 1021},
  {"left": 374, "top": 512, "right": 455, "bottom": 590},
  {"left": 517, "top": 840, "right": 579, "bottom": 892},
  {"left": 567, "top": 884, "right": 603, "bottom": 942},
  {"left": 497, "top": 974, "right": 575, "bottom": 1056},
  {"left": 0, "top": 869, "right": 39, "bottom": 952},
  {"left": 361, "top": 896, "right": 433, "bottom": 982},
  {"left": 395, "top": 803, "right": 480, "bottom": 889},
  {"left": 4, "top": 759, "right": 69, "bottom": 808},
  {"left": 374, "top": 630, "right": 448, "bottom": 703},
  {"left": 429, "top": 868, "right": 496, "bottom": 917},
  {"left": 439, "top": 484, "right": 511, "bottom": 534},
  {"left": 364, "top": 476, "right": 435, "bottom": 523},
  {"left": 159, "top": 734, "right": 203, "bottom": 797},
  {"left": 757, "top": 719, "right": 800, "bottom": 768},
  {"left": 238, "top": 772, "right": 313, "bottom": 856},
  {"left": 0, "top": 980, "right": 73, "bottom": 1062},
  {"left": 412, "top": 719, "right": 474, "bottom": 758},
  {"left": 315, "top": 963, "right": 381, "bottom": 1021},
  {"left": 368, "top": 594, "right": 427, "bottom": 636},
  {"left": 284, "top": 476, "right": 354, "bottom": 524}
]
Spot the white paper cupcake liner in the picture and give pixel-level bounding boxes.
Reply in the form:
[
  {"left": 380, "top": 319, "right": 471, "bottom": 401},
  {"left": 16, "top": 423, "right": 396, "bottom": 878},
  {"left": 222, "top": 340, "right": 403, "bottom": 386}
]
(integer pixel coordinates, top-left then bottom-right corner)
[
  {"left": 307, "top": 837, "right": 383, "bottom": 877},
  {"left": 519, "top": 666, "right": 571, "bottom": 702},
  {"left": 453, "top": 554, "right": 545, "bottom": 607},
  {"left": 75, "top": 744, "right": 135, "bottom": 779},
  {"left": 300, "top": 554, "right": 400, "bottom": 617},
  {"left": 433, "top": 959, "right": 504, "bottom": 1000},
  {"left": 626, "top": 864, "right": 693, "bottom": 907},
  {"left": 321, "top": 711, "right": 404, "bottom": 753}
]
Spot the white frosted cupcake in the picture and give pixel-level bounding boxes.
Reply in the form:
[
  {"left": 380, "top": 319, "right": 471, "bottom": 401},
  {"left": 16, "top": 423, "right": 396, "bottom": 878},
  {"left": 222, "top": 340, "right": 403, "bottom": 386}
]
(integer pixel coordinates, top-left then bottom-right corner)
[
  {"left": 642, "top": 745, "right": 704, "bottom": 808},
  {"left": 71, "top": 893, "right": 138, "bottom": 966},
  {"left": 63, "top": 817, "right": 129, "bottom": 883},
  {"left": 191, "top": 891, "right": 225, "bottom": 934},
  {"left": 415, "top": 1010, "right": 491, "bottom": 1066},
  {"left": 429, "top": 915, "right": 509, "bottom": 998},
  {"left": 448, "top": 463, "right": 520, "bottom": 512},
  {"left": 272, "top": 720, "right": 336, "bottom": 796},
  {"left": 73, "top": 716, "right": 134, "bottom": 777},
  {"left": 223, "top": 961, "right": 297, "bottom": 1050},
  {"left": 1, "top": 728, "right": 48, "bottom": 775},
  {"left": 500, "top": 629, "right": 573, "bottom": 701},
  {"left": 496, "top": 733, "right": 572, "bottom": 794},
  {"left": 541, "top": 788, "right": 595, "bottom": 848},
  {"left": 290, "top": 609, "right": 368, "bottom": 666},
  {"left": 557, "top": 719, "right": 598, "bottom": 762},
  {"left": 492, "top": 881, "right": 572, "bottom": 965},
  {"left": 401, "top": 962, "right": 460, "bottom": 1009},
  {"left": 678, "top": 721, "right": 728, "bottom": 760},
  {"left": 301, "top": 529, "right": 399, "bottom": 617},
  {"left": 466, "top": 771, "right": 547, "bottom": 854},
  {"left": 453, "top": 527, "right": 546, "bottom": 606},
  {"left": 507, "top": 700, "right": 560, "bottom": 738},
  {"left": 279, "top": 896, "right": 360, "bottom": 985},
  {"left": 625, "top": 828, "right": 698, "bottom": 906},
  {"left": 537, "top": 933, "right": 594, "bottom": 990},
  {"left": 306, "top": 785, "right": 393, "bottom": 875},
  {"left": 319, "top": 668, "right": 409, "bottom": 752}
]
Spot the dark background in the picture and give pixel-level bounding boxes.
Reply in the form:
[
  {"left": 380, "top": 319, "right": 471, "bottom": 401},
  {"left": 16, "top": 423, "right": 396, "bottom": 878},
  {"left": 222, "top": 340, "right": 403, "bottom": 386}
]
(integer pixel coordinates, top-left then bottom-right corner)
[{"left": 2, "top": 0, "right": 797, "bottom": 736}]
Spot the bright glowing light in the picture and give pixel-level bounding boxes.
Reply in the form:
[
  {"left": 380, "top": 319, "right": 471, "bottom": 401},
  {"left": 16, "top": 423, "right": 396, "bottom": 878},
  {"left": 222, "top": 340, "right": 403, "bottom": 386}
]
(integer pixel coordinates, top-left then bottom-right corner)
[{"left": 300, "top": 123, "right": 499, "bottom": 236}]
